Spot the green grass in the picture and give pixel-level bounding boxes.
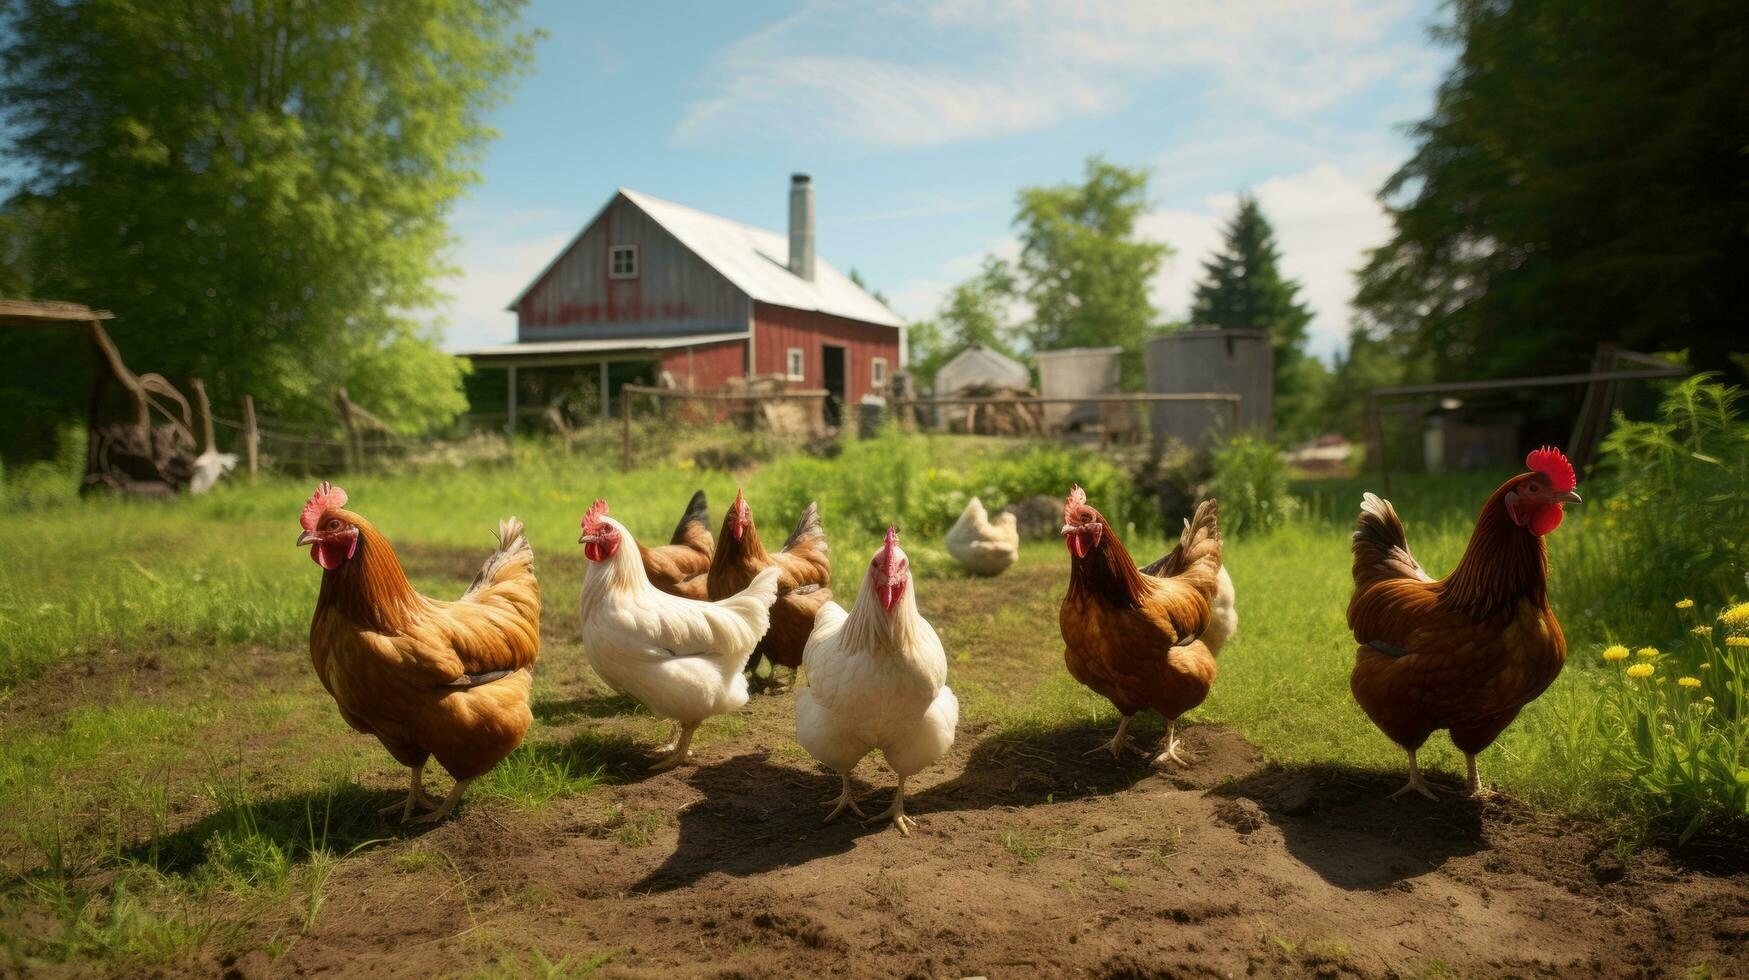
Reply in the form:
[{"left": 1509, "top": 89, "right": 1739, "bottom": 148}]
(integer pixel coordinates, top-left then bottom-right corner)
[{"left": 0, "top": 429, "right": 1741, "bottom": 970}]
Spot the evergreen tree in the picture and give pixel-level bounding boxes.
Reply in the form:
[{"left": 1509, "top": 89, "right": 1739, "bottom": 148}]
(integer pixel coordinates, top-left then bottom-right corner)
[{"left": 1190, "top": 195, "right": 1319, "bottom": 437}]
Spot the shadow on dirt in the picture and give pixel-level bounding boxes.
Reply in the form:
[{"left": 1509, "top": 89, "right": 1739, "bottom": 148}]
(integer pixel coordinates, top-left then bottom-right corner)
[
  {"left": 1212, "top": 761, "right": 1491, "bottom": 890},
  {"left": 627, "top": 718, "right": 1256, "bottom": 893}
]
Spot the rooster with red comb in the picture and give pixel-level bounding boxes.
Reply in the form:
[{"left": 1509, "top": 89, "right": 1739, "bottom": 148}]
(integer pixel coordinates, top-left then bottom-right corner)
[
  {"left": 795, "top": 528, "right": 958, "bottom": 836},
  {"left": 1349, "top": 447, "right": 1581, "bottom": 799}
]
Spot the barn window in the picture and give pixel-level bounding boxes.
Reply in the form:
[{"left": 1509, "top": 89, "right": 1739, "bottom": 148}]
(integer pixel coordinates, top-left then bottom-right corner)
[
  {"left": 608, "top": 245, "right": 639, "bottom": 279},
  {"left": 786, "top": 347, "right": 805, "bottom": 380},
  {"left": 871, "top": 357, "right": 888, "bottom": 388}
]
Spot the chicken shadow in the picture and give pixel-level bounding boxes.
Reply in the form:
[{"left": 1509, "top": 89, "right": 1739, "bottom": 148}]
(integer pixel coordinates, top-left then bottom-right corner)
[
  {"left": 531, "top": 691, "right": 646, "bottom": 724},
  {"left": 123, "top": 783, "right": 428, "bottom": 878},
  {"left": 627, "top": 717, "right": 1243, "bottom": 894},
  {"left": 1208, "top": 761, "right": 1491, "bottom": 890}
]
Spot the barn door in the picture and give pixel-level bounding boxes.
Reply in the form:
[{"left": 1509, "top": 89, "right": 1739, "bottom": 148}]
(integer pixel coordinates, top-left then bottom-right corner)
[{"left": 821, "top": 344, "right": 847, "bottom": 427}]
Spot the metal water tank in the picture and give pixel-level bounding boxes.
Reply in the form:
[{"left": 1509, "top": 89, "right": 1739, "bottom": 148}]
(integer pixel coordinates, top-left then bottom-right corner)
[
  {"left": 1036, "top": 346, "right": 1122, "bottom": 431},
  {"left": 1144, "top": 329, "right": 1273, "bottom": 445}
]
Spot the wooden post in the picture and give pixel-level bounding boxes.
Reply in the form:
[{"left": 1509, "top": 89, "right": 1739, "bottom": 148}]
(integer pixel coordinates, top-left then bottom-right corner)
[
  {"left": 599, "top": 361, "right": 610, "bottom": 419},
  {"left": 621, "top": 386, "right": 633, "bottom": 472},
  {"left": 1366, "top": 392, "right": 1390, "bottom": 494},
  {"left": 242, "top": 395, "right": 259, "bottom": 482},
  {"left": 505, "top": 365, "right": 518, "bottom": 443},
  {"left": 335, "top": 388, "right": 359, "bottom": 472}
]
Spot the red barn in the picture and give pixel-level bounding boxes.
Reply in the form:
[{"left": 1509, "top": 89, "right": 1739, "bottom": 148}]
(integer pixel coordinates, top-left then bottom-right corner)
[{"left": 461, "top": 175, "right": 904, "bottom": 429}]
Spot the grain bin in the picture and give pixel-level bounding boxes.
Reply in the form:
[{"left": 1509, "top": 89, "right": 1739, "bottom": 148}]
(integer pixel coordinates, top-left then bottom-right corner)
[
  {"left": 1036, "top": 346, "right": 1122, "bottom": 431},
  {"left": 1144, "top": 329, "right": 1273, "bottom": 446}
]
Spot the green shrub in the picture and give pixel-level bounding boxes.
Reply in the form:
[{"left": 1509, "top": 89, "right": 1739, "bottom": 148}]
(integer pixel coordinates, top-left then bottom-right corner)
[
  {"left": 1209, "top": 434, "right": 1296, "bottom": 537},
  {"left": 1570, "top": 375, "right": 1749, "bottom": 617},
  {"left": 1588, "top": 599, "right": 1749, "bottom": 840}
]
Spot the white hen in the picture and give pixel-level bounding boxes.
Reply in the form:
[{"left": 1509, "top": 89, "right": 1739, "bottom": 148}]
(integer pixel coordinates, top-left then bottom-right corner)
[
  {"left": 578, "top": 499, "right": 780, "bottom": 771},
  {"left": 945, "top": 496, "right": 1019, "bottom": 576},
  {"left": 796, "top": 528, "right": 958, "bottom": 836}
]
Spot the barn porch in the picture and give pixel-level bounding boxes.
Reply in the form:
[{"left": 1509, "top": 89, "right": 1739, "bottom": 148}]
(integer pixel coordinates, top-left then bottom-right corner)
[{"left": 457, "top": 332, "right": 748, "bottom": 437}]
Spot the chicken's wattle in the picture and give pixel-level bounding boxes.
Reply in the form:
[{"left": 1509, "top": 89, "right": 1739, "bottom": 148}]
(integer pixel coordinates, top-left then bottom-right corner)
[{"left": 312, "top": 536, "right": 356, "bottom": 570}]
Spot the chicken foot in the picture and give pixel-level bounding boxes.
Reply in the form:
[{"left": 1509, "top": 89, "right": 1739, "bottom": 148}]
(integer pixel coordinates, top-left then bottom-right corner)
[
  {"left": 380, "top": 760, "right": 440, "bottom": 818},
  {"left": 822, "top": 773, "right": 865, "bottom": 823},
  {"left": 411, "top": 777, "right": 474, "bottom": 824},
  {"left": 1464, "top": 753, "right": 1493, "bottom": 797},
  {"left": 1149, "top": 720, "right": 1189, "bottom": 768},
  {"left": 648, "top": 722, "right": 698, "bottom": 772},
  {"left": 1389, "top": 748, "right": 1443, "bottom": 801},
  {"left": 864, "top": 775, "right": 917, "bottom": 837},
  {"left": 1084, "top": 714, "right": 1143, "bottom": 759}
]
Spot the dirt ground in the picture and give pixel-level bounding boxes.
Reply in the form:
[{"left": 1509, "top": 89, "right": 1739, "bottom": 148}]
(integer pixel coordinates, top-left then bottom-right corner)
[
  {"left": 9, "top": 554, "right": 1749, "bottom": 979},
  {"left": 239, "top": 717, "right": 1748, "bottom": 979}
]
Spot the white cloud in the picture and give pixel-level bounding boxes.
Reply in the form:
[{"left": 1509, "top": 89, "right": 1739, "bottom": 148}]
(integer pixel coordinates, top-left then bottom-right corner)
[
  {"left": 675, "top": 0, "right": 1424, "bottom": 148},
  {"left": 431, "top": 213, "right": 576, "bottom": 352}
]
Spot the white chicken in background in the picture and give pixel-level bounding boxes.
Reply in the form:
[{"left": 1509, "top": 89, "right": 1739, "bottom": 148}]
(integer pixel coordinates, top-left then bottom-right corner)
[
  {"left": 577, "top": 499, "right": 780, "bottom": 771},
  {"left": 796, "top": 528, "right": 958, "bottom": 836},
  {"left": 945, "top": 496, "right": 1019, "bottom": 576},
  {"left": 1142, "top": 507, "right": 1239, "bottom": 655}
]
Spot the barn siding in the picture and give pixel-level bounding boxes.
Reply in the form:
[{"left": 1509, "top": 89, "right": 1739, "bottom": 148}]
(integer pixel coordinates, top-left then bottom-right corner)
[
  {"left": 516, "top": 195, "right": 750, "bottom": 341},
  {"left": 657, "top": 339, "right": 748, "bottom": 391},
  {"left": 753, "top": 302, "right": 901, "bottom": 402}
]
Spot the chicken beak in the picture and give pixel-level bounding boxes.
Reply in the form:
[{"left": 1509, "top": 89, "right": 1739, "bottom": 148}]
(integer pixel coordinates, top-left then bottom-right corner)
[
  {"left": 1556, "top": 490, "right": 1582, "bottom": 505},
  {"left": 296, "top": 530, "right": 316, "bottom": 547},
  {"left": 878, "top": 581, "right": 901, "bottom": 613}
]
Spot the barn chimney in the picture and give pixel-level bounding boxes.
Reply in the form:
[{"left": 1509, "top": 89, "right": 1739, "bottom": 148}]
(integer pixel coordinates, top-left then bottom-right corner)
[{"left": 788, "top": 173, "right": 815, "bottom": 281}]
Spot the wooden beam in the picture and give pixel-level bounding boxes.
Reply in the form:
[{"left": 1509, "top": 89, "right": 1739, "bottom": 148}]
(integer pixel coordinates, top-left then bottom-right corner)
[
  {"left": 600, "top": 361, "right": 610, "bottom": 419},
  {"left": 505, "top": 365, "right": 518, "bottom": 443},
  {"left": 1369, "top": 366, "right": 1683, "bottom": 399},
  {"left": 621, "top": 386, "right": 633, "bottom": 472},
  {"left": 242, "top": 396, "right": 259, "bottom": 482}
]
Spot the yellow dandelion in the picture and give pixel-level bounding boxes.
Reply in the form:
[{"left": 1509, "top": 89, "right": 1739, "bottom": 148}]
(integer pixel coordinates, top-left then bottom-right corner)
[
  {"left": 1704, "top": 696, "right": 1715, "bottom": 704},
  {"left": 1676, "top": 598, "right": 1696, "bottom": 609},
  {"left": 1700, "top": 663, "right": 1712, "bottom": 670},
  {"left": 1678, "top": 676, "right": 1701, "bottom": 688},
  {"left": 1626, "top": 663, "right": 1654, "bottom": 678},
  {"left": 1635, "top": 646, "right": 1660, "bottom": 659},
  {"left": 1728, "top": 636, "right": 1749, "bottom": 648},
  {"left": 1602, "top": 645, "right": 1630, "bottom": 661},
  {"left": 1691, "top": 624, "right": 1713, "bottom": 636},
  {"left": 1662, "top": 723, "right": 1676, "bottom": 735},
  {"left": 1721, "top": 602, "right": 1749, "bottom": 629}
]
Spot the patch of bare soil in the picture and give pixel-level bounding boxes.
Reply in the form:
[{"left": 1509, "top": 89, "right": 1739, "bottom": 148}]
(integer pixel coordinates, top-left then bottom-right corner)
[{"left": 235, "top": 711, "right": 1747, "bottom": 979}]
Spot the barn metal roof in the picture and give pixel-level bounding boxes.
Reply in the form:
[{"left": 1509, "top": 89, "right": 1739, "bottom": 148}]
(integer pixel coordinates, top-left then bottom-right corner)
[
  {"left": 456, "top": 331, "right": 749, "bottom": 365},
  {"left": 505, "top": 188, "right": 905, "bottom": 330}
]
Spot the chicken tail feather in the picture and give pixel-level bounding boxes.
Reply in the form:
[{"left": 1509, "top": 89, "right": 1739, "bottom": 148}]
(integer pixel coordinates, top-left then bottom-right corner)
[
  {"left": 670, "top": 489, "right": 712, "bottom": 548},
  {"left": 782, "top": 500, "right": 828, "bottom": 556},
  {"left": 1352, "top": 492, "right": 1428, "bottom": 589},
  {"left": 1141, "top": 498, "right": 1223, "bottom": 600},
  {"left": 463, "top": 517, "right": 535, "bottom": 601}
]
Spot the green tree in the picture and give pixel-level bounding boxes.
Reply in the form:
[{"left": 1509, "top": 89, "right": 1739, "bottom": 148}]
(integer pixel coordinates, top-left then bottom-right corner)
[
  {"left": 1015, "top": 157, "right": 1168, "bottom": 390},
  {"left": 1189, "top": 194, "right": 1320, "bottom": 437},
  {"left": 0, "top": 0, "right": 538, "bottom": 448},
  {"left": 905, "top": 257, "right": 1019, "bottom": 391},
  {"left": 1355, "top": 0, "right": 1748, "bottom": 380}
]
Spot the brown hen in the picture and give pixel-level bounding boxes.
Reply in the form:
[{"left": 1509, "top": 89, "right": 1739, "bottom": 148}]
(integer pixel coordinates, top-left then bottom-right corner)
[
  {"left": 1061, "top": 487, "right": 1224, "bottom": 766},
  {"left": 1348, "top": 447, "right": 1579, "bottom": 799},
  {"left": 640, "top": 489, "right": 713, "bottom": 600},
  {"left": 707, "top": 489, "right": 832, "bottom": 688},
  {"left": 300, "top": 482, "right": 540, "bottom": 822}
]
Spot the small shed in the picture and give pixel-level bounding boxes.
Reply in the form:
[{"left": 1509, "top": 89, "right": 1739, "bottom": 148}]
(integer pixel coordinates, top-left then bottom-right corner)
[
  {"left": 933, "top": 345, "right": 1030, "bottom": 395},
  {"left": 1145, "top": 328, "right": 1272, "bottom": 445},
  {"left": 1036, "top": 346, "right": 1122, "bottom": 431}
]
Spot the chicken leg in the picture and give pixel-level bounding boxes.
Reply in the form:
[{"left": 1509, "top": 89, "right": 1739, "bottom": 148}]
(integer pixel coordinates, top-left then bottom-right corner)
[
  {"left": 1149, "top": 719, "right": 1189, "bottom": 768},
  {"left": 1464, "top": 753, "right": 1492, "bottom": 797},
  {"left": 1390, "top": 748, "right": 1442, "bottom": 801},
  {"left": 411, "top": 777, "right": 474, "bottom": 824},
  {"left": 649, "top": 722, "right": 698, "bottom": 772},
  {"left": 1085, "top": 714, "right": 1139, "bottom": 759},
  {"left": 823, "top": 773, "right": 865, "bottom": 823},
  {"left": 864, "top": 775, "right": 917, "bottom": 837},
  {"left": 380, "top": 760, "right": 440, "bottom": 818}
]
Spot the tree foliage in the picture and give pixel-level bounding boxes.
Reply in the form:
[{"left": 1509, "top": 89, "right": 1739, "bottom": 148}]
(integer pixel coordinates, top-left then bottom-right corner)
[
  {"left": 0, "top": 0, "right": 538, "bottom": 455},
  {"left": 1355, "top": 0, "right": 1749, "bottom": 380},
  {"left": 1015, "top": 157, "right": 1168, "bottom": 390},
  {"left": 1190, "top": 194, "right": 1321, "bottom": 438},
  {"left": 906, "top": 257, "right": 1020, "bottom": 392}
]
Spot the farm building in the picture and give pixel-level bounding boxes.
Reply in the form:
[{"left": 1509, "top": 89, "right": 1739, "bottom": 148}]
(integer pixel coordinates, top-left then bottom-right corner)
[{"left": 459, "top": 175, "right": 904, "bottom": 429}]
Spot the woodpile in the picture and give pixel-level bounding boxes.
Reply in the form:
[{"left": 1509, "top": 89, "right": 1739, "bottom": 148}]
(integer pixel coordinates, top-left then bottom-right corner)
[{"left": 949, "top": 384, "right": 1042, "bottom": 436}]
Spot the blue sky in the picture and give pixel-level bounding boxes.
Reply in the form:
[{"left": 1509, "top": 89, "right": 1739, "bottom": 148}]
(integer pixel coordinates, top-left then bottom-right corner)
[{"left": 438, "top": 0, "right": 1453, "bottom": 361}]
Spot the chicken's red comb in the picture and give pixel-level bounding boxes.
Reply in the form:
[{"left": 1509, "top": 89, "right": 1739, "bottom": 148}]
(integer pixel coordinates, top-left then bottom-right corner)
[
  {"left": 875, "top": 527, "right": 903, "bottom": 575},
  {"left": 1526, "top": 446, "right": 1576, "bottom": 493},
  {"left": 1064, "top": 484, "right": 1087, "bottom": 524},
  {"left": 301, "top": 481, "right": 347, "bottom": 533},
  {"left": 581, "top": 499, "right": 609, "bottom": 529},
  {"left": 732, "top": 487, "right": 748, "bottom": 513}
]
